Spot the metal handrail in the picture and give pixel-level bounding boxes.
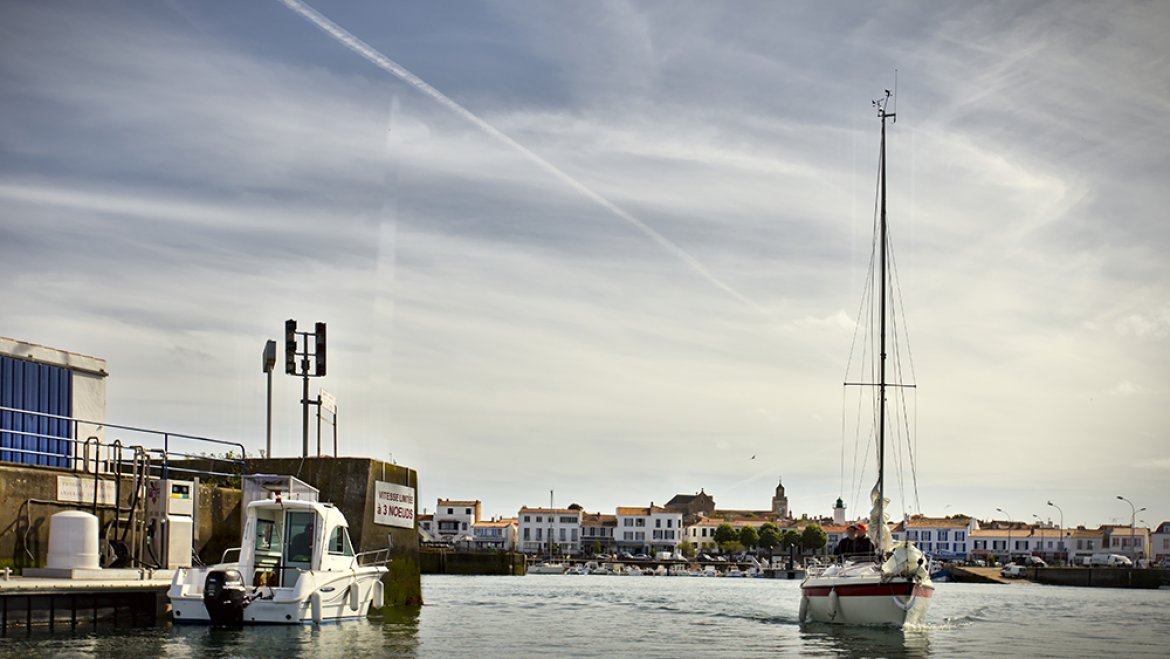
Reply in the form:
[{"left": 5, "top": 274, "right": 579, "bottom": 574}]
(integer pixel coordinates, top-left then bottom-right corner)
[
  {"left": 221, "top": 547, "right": 243, "bottom": 563},
  {"left": 1, "top": 404, "right": 246, "bottom": 482},
  {"left": 356, "top": 547, "right": 393, "bottom": 567}
]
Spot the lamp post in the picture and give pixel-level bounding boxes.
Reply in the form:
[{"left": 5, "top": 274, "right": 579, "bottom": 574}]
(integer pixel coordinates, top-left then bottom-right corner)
[
  {"left": 262, "top": 340, "right": 276, "bottom": 458},
  {"left": 996, "top": 507, "right": 1013, "bottom": 563},
  {"left": 1116, "top": 496, "right": 1146, "bottom": 565},
  {"left": 1032, "top": 514, "right": 1050, "bottom": 562},
  {"left": 1047, "top": 500, "right": 1065, "bottom": 566}
]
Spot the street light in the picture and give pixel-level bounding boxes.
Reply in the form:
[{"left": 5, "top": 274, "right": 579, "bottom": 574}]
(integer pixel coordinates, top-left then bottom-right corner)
[
  {"left": 1047, "top": 500, "right": 1065, "bottom": 566},
  {"left": 996, "top": 507, "right": 1013, "bottom": 563},
  {"left": 1116, "top": 496, "right": 1146, "bottom": 565},
  {"left": 262, "top": 340, "right": 277, "bottom": 458}
]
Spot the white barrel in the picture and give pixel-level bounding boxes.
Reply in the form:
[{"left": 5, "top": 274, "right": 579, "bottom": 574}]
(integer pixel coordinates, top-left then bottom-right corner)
[{"left": 46, "top": 510, "right": 100, "bottom": 570}]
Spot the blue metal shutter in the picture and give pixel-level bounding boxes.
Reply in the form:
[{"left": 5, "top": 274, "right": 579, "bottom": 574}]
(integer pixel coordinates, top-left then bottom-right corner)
[{"left": 0, "top": 356, "right": 73, "bottom": 466}]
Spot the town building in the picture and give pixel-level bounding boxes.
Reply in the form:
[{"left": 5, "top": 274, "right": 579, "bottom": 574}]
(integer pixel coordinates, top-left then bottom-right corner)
[
  {"left": 664, "top": 489, "right": 715, "bottom": 525},
  {"left": 1151, "top": 522, "right": 1170, "bottom": 564},
  {"left": 418, "top": 513, "right": 436, "bottom": 542},
  {"left": 518, "top": 507, "right": 582, "bottom": 555},
  {"left": 615, "top": 504, "right": 682, "bottom": 555},
  {"left": 581, "top": 512, "right": 616, "bottom": 554},
  {"left": 1, "top": 337, "right": 108, "bottom": 468},
  {"left": 683, "top": 518, "right": 722, "bottom": 551},
  {"left": 1066, "top": 527, "right": 1106, "bottom": 564},
  {"left": 1099, "top": 524, "right": 1151, "bottom": 563},
  {"left": 891, "top": 516, "right": 976, "bottom": 561},
  {"left": 433, "top": 499, "right": 481, "bottom": 543},
  {"left": 472, "top": 517, "right": 517, "bottom": 551}
]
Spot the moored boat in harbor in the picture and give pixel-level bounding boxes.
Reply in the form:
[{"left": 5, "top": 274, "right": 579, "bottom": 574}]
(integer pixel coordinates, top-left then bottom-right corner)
[{"left": 169, "top": 482, "right": 389, "bottom": 625}]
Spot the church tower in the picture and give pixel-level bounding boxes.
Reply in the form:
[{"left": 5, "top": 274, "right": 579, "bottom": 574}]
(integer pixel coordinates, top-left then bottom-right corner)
[{"left": 771, "top": 478, "right": 789, "bottom": 519}]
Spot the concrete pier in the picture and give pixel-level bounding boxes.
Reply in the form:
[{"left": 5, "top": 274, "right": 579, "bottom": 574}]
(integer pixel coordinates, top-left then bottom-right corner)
[{"left": 0, "top": 573, "right": 171, "bottom": 636}]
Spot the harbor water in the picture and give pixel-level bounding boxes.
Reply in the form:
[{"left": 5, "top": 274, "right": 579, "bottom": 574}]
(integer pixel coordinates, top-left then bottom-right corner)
[{"left": 1, "top": 575, "right": 1167, "bottom": 657}]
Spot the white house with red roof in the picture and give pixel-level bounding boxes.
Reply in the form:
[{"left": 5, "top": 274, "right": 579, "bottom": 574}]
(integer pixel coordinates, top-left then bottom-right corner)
[
  {"left": 892, "top": 515, "right": 977, "bottom": 560},
  {"left": 615, "top": 503, "right": 682, "bottom": 555},
  {"left": 518, "top": 506, "right": 582, "bottom": 555}
]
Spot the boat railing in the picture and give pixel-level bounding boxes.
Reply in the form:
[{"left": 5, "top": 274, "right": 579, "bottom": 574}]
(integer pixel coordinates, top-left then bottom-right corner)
[
  {"left": 221, "top": 547, "right": 242, "bottom": 563},
  {"left": 356, "top": 548, "right": 392, "bottom": 567}
]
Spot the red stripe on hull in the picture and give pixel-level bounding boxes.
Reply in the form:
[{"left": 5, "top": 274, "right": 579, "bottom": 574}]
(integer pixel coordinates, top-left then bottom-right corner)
[{"left": 802, "top": 583, "right": 934, "bottom": 598}]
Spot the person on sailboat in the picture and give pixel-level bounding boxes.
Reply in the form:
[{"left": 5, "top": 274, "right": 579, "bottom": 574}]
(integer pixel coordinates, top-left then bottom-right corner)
[
  {"left": 851, "top": 523, "right": 876, "bottom": 559},
  {"left": 834, "top": 524, "right": 860, "bottom": 558}
]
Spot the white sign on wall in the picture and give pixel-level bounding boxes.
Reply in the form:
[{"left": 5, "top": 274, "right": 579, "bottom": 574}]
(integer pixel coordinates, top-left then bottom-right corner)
[
  {"left": 57, "top": 474, "right": 116, "bottom": 504},
  {"left": 373, "top": 481, "right": 415, "bottom": 528}
]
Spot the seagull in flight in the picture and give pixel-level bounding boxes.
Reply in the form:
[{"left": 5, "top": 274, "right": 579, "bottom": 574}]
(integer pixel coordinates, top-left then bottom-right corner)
[{"left": 750, "top": 455, "right": 756, "bottom": 460}]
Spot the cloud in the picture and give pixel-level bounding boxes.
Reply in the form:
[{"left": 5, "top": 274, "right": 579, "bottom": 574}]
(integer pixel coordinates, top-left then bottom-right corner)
[{"left": 1, "top": 1, "right": 1168, "bottom": 525}]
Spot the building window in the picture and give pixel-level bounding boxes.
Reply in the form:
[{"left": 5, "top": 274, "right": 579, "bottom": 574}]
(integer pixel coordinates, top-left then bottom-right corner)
[
  {"left": 560, "top": 528, "right": 566, "bottom": 542},
  {"left": 656, "top": 519, "right": 662, "bottom": 528},
  {"left": 572, "top": 529, "right": 578, "bottom": 541},
  {"left": 667, "top": 519, "right": 673, "bottom": 528},
  {"left": 524, "top": 516, "right": 530, "bottom": 523},
  {"left": 447, "top": 508, "right": 453, "bottom": 515},
  {"left": 466, "top": 508, "right": 471, "bottom": 515},
  {"left": 524, "top": 528, "right": 530, "bottom": 540},
  {"left": 536, "top": 528, "right": 543, "bottom": 541},
  {"left": 636, "top": 519, "right": 645, "bottom": 527}
]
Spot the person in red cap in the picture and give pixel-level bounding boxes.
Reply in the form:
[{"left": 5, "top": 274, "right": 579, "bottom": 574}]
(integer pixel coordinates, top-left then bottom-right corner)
[
  {"left": 834, "top": 524, "right": 859, "bottom": 558},
  {"left": 853, "top": 523, "right": 875, "bottom": 558}
]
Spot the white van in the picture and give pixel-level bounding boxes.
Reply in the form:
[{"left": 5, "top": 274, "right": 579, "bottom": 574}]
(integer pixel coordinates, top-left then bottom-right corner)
[{"left": 1085, "top": 553, "right": 1133, "bottom": 567}]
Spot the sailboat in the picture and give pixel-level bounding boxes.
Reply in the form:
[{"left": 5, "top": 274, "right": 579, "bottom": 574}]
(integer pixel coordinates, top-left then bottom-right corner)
[{"left": 798, "top": 90, "right": 934, "bottom": 627}]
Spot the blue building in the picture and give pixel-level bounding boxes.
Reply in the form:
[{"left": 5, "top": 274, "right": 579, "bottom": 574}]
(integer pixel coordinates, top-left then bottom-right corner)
[{"left": 0, "top": 337, "right": 107, "bottom": 468}]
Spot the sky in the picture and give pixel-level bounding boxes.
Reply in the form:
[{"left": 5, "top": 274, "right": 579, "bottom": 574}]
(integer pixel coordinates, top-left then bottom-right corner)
[{"left": 2, "top": 1, "right": 1168, "bottom": 530}]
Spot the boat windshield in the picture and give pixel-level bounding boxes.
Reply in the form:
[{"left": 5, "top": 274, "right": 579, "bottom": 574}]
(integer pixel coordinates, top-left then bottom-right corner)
[{"left": 284, "top": 510, "right": 316, "bottom": 579}]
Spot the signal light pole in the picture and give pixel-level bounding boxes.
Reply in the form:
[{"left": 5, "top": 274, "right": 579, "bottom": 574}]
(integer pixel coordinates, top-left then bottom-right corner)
[{"left": 285, "top": 319, "right": 327, "bottom": 458}]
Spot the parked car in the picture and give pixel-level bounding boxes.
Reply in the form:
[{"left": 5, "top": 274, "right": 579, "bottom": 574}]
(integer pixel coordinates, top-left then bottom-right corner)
[
  {"left": 1022, "top": 556, "right": 1047, "bottom": 567},
  {"left": 631, "top": 553, "right": 651, "bottom": 561},
  {"left": 1001, "top": 563, "right": 1027, "bottom": 578}
]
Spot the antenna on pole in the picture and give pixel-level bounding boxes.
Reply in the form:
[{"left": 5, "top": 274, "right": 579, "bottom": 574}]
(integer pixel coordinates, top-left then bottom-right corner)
[{"left": 892, "top": 69, "right": 898, "bottom": 123}]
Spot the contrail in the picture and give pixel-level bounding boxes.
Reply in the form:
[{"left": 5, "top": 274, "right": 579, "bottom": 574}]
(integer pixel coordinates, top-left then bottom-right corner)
[{"left": 277, "top": 0, "right": 764, "bottom": 313}]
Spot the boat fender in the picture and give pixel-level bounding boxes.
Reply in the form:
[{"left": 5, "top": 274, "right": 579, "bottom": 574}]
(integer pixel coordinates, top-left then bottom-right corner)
[
  {"left": 372, "top": 580, "right": 385, "bottom": 609},
  {"left": 310, "top": 592, "right": 323, "bottom": 623},
  {"left": 828, "top": 588, "right": 839, "bottom": 620},
  {"left": 348, "top": 582, "right": 360, "bottom": 611},
  {"left": 798, "top": 595, "right": 809, "bottom": 623}
]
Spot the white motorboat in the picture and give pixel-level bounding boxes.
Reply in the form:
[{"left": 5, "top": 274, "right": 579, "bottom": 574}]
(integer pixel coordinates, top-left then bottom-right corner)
[
  {"left": 170, "top": 496, "right": 389, "bottom": 625},
  {"left": 798, "top": 89, "right": 934, "bottom": 627},
  {"left": 528, "top": 562, "right": 567, "bottom": 575}
]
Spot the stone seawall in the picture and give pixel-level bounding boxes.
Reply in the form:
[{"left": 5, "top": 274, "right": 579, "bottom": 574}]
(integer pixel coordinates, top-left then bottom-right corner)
[
  {"left": 1032, "top": 566, "right": 1163, "bottom": 589},
  {"left": 420, "top": 550, "right": 526, "bottom": 575}
]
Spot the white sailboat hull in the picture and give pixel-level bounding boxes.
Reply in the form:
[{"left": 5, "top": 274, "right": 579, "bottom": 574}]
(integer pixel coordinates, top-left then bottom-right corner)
[
  {"left": 169, "top": 565, "right": 387, "bottom": 624},
  {"left": 799, "top": 571, "right": 933, "bottom": 627}
]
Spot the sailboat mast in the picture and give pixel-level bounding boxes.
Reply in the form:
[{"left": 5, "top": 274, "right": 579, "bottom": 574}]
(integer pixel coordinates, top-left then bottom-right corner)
[{"left": 877, "top": 92, "right": 894, "bottom": 552}]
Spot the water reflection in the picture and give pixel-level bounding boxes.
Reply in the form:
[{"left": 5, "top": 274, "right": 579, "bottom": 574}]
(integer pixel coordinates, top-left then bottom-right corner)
[
  {"left": 799, "top": 623, "right": 931, "bottom": 658},
  {"left": 379, "top": 606, "right": 422, "bottom": 656}
]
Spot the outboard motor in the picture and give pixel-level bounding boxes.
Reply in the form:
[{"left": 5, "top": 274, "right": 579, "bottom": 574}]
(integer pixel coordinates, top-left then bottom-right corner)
[{"left": 203, "top": 568, "right": 249, "bottom": 626}]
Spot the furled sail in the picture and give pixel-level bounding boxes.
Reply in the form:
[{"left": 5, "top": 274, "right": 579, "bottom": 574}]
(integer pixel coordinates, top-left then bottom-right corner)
[{"left": 867, "top": 481, "right": 893, "bottom": 553}]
